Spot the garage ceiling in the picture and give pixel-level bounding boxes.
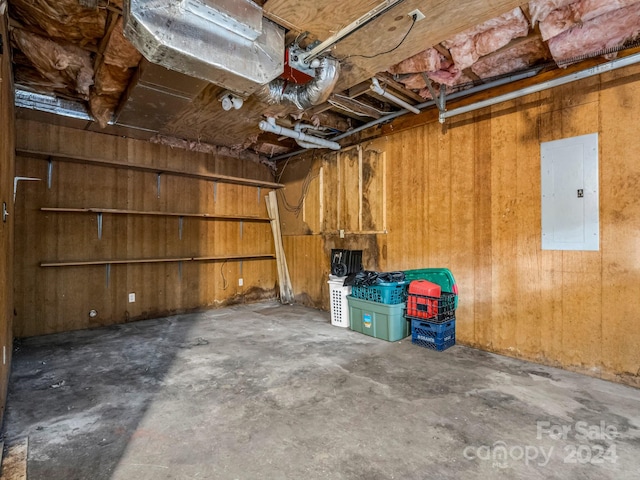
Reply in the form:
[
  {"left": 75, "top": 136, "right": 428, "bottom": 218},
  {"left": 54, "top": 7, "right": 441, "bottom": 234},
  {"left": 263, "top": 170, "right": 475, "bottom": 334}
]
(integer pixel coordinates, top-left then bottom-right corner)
[{"left": 7, "top": 0, "right": 640, "bottom": 160}]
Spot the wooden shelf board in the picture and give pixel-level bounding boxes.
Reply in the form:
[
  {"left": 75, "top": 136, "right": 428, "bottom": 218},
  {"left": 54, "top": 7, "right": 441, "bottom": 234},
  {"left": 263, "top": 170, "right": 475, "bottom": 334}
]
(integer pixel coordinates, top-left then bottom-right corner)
[
  {"left": 16, "top": 148, "right": 284, "bottom": 189},
  {"left": 41, "top": 207, "right": 271, "bottom": 222},
  {"left": 40, "top": 254, "right": 275, "bottom": 268}
]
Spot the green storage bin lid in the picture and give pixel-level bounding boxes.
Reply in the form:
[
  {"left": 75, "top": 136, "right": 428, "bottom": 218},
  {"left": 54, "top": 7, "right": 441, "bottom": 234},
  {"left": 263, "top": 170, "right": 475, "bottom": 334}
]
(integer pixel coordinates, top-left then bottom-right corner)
[{"left": 403, "top": 268, "right": 458, "bottom": 307}]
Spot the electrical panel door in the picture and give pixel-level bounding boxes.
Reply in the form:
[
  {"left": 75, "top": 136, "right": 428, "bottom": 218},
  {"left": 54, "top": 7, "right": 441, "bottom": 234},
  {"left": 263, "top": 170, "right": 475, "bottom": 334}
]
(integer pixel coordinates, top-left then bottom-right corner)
[{"left": 541, "top": 133, "right": 599, "bottom": 251}]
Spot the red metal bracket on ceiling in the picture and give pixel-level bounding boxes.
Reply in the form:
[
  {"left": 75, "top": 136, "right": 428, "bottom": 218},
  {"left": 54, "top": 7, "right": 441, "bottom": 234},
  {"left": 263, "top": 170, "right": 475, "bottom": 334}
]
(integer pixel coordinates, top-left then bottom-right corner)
[{"left": 280, "top": 48, "right": 315, "bottom": 84}]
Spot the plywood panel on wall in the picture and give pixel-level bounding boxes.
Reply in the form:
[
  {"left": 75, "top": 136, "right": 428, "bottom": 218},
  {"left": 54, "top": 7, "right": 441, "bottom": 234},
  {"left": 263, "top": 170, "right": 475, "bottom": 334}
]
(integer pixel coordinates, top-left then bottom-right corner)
[
  {"left": 0, "top": 13, "right": 16, "bottom": 424},
  {"left": 14, "top": 121, "right": 278, "bottom": 337},
  {"left": 281, "top": 63, "right": 640, "bottom": 386}
]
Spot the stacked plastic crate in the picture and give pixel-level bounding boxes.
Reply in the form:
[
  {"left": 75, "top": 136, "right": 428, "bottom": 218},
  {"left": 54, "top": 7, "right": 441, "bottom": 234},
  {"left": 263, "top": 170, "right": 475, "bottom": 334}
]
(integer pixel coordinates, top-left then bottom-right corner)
[
  {"left": 347, "top": 278, "right": 409, "bottom": 342},
  {"left": 403, "top": 269, "right": 458, "bottom": 351}
]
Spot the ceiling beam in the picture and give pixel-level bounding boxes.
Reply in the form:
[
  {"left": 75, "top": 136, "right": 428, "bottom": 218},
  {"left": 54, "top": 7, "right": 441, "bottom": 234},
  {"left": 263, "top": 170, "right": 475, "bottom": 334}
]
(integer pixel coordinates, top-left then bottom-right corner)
[{"left": 93, "top": 10, "right": 120, "bottom": 75}]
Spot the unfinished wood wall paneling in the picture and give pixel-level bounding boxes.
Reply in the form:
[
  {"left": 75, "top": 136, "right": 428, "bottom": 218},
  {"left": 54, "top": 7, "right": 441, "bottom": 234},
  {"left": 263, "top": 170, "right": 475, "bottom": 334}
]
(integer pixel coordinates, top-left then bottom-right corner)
[
  {"left": 538, "top": 78, "right": 604, "bottom": 373},
  {"left": 513, "top": 94, "right": 543, "bottom": 362},
  {"left": 278, "top": 153, "right": 330, "bottom": 307},
  {"left": 448, "top": 117, "right": 476, "bottom": 346},
  {"left": 472, "top": 112, "right": 493, "bottom": 349},
  {"left": 599, "top": 65, "right": 640, "bottom": 384},
  {"left": 14, "top": 121, "right": 278, "bottom": 337},
  {"left": 0, "top": 12, "right": 16, "bottom": 425},
  {"left": 281, "top": 63, "right": 640, "bottom": 386},
  {"left": 489, "top": 98, "right": 519, "bottom": 357},
  {"left": 278, "top": 144, "right": 389, "bottom": 307},
  {"left": 338, "top": 148, "right": 360, "bottom": 233}
]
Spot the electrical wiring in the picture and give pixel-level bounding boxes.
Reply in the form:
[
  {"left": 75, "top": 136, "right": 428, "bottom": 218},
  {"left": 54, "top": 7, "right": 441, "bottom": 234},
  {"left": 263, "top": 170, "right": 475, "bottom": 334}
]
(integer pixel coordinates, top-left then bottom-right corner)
[
  {"left": 329, "top": 93, "right": 393, "bottom": 117},
  {"left": 278, "top": 169, "right": 320, "bottom": 217},
  {"left": 327, "top": 99, "right": 370, "bottom": 117},
  {"left": 276, "top": 152, "right": 321, "bottom": 217},
  {"left": 341, "top": 15, "right": 417, "bottom": 62}
]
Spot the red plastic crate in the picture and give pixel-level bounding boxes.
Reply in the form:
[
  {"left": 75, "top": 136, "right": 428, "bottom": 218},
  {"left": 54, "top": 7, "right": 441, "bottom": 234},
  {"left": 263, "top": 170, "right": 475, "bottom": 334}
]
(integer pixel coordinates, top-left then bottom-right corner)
[
  {"left": 407, "top": 280, "right": 440, "bottom": 318},
  {"left": 407, "top": 295, "right": 438, "bottom": 319},
  {"left": 408, "top": 280, "right": 441, "bottom": 296},
  {"left": 406, "top": 292, "right": 456, "bottom": 323}
]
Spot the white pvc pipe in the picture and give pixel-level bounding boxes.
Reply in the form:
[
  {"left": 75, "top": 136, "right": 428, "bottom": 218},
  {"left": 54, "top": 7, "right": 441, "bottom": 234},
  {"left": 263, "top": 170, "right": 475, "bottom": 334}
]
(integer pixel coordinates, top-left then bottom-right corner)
[
  {"left": 259, "top": 118, "right": 341, "bottom": 150},
  {"left": 370, "top": 78, "right": 420, "bottom": 114}
]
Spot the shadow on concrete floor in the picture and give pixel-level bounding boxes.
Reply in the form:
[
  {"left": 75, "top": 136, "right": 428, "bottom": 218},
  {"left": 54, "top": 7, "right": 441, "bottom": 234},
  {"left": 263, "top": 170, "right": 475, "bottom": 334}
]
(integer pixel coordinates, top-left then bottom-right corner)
[{"left": 3, "top": 301, "right": 640, "bottom": 480}]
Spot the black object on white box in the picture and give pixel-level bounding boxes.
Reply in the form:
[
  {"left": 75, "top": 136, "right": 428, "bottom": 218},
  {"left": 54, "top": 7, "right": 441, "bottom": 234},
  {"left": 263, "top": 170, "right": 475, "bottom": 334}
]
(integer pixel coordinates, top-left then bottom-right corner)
[{"left": 330, "top": 249, "right": 363, "bottom": 277}]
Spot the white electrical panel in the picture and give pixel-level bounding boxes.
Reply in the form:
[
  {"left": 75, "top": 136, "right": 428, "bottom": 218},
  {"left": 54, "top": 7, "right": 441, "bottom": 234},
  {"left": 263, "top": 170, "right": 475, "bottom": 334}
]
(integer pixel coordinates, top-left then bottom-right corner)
[{"left": 541, "top": 133, "right": 599, "bottom": 251}]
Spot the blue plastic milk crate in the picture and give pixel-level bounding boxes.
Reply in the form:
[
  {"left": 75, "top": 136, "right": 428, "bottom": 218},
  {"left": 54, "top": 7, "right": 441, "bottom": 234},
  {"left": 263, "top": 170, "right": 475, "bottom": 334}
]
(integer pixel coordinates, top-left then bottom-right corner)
[
  {"left": 411, "top": 318, "right": 456, "bottom": 351},
  {"left": 351, "top": 280, "right": 407, "bottom": 305}
]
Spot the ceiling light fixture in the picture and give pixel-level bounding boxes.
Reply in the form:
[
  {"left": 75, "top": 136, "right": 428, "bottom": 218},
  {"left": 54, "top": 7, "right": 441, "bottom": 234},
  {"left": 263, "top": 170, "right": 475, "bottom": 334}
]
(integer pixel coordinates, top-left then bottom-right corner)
[{"left": 219, "top": 92, "right": 244, "bottom": 111}]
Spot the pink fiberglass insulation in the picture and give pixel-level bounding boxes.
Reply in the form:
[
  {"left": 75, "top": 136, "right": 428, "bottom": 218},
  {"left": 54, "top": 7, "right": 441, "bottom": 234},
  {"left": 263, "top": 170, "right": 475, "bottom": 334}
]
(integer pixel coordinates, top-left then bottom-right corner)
[
  {"left": 540, "top": 0, "right": 640, "bottom": 40},
  {"left": 528, "top": 0, "right": 578, "bottom": 24},
  {"left": 547, "top": 2, "right": 640, "bottom": 63},
  {"left": 387, "top": 48, "right": 443, "bottom": 74},
  {"left": 442, "top": 7, "right": 530, "bottom": 71},
  {"left": 395, "top": 60, "right": 461, "bottom": 89},
  {"left": 471, "top": 36, "right": 550, "bottom": 78},
  {"left": 426, "top": 64, "right": 463, "bottom": 86}
]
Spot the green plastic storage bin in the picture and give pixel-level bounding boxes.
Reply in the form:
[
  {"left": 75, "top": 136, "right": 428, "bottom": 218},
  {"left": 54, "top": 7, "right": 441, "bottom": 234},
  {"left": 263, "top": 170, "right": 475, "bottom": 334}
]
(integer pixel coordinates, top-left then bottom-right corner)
[
  {"left": 403, "top": 268, "right": 458, "bottom": 308},
  {"left": 347, "top": 296, "right": 409, "bottom": 342}
]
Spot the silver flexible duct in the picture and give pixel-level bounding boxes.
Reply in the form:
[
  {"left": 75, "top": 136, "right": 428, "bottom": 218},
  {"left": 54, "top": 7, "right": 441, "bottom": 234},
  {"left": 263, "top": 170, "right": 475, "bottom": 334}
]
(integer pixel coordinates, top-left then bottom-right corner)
[{"left": 256, "top": 57, "right": 340, "bottom": 110}]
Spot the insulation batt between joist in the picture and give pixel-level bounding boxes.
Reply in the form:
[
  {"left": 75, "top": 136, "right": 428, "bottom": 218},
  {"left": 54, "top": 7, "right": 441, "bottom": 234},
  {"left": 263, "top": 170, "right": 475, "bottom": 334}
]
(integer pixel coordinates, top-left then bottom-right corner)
[
  {"left": 88, "top": 94, "right": 119, "bottom": 127},
  {"left": 528, "top": 0, "right": 577, "bottom": 24},
  {"left": 388, "top": 48, "right": 444, "bottom": 74},
  {"left": 471, "top": 36, "right": 550, "bottom": 78},
  {"left": 442, "top": 7, "right": 530, "bottom": 71},
  {"left": 547, "top": 2, "right": 640, "bottom": 63},
  {"left": 10, "top": 0, "right": 107, "bottom": 44},
  {"left": 11, "top": 29, "right": 94, "bottom": 99},
  {"left": 539, "top": 0, "right": 640, "bottom": 41},
  {"left": 90, "top": 18, "right": 142, "bottom": 127},
  {"left": 387, "top": 48, "right": 464, "bottom": 88},
  {"left": 102, "top": 18, "right": 143, "bottom": 69},
  {"left": 94, "top": 63, "right": 132, "bottom": 95}
]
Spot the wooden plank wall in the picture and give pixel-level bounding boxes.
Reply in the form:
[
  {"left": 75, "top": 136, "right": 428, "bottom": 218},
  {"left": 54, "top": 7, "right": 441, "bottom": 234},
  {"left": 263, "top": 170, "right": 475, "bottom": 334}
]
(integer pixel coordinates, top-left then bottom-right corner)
[
  {"left": 14, "top": 121, "right": 277, "bottom": 337},
  {"left": 280, "top": 63, "right": 640, "bottom": 386},
  {"left": 0, "top": 13, "right": 16, "bottom": 425}
]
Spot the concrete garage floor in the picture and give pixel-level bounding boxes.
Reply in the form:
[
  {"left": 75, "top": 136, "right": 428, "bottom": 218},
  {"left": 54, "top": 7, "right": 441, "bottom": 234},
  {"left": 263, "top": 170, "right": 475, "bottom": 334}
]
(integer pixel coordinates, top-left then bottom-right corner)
[{"left": 3, "top": 302, "right": 640, "bottom": 480}]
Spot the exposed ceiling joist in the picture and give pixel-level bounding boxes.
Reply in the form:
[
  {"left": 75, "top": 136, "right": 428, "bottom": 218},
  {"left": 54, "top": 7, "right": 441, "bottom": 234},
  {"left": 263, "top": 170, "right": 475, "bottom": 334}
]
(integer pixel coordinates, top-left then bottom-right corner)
[{"left": 9, "top": 0, "right": 640, "bottom": 160}]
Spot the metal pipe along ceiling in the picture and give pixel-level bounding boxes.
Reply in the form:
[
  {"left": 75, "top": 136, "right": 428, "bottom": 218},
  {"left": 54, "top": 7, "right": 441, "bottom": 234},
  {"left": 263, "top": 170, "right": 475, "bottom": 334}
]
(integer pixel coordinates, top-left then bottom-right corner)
[
  {"left": 271, "top": 51, "right": 640, "bottom": 161},
  {"left": 270, "top": 68, "right": 542, "bottom": 161},
  {"left": 439, "top": 51, "right": 640, "bottom": 122}
]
